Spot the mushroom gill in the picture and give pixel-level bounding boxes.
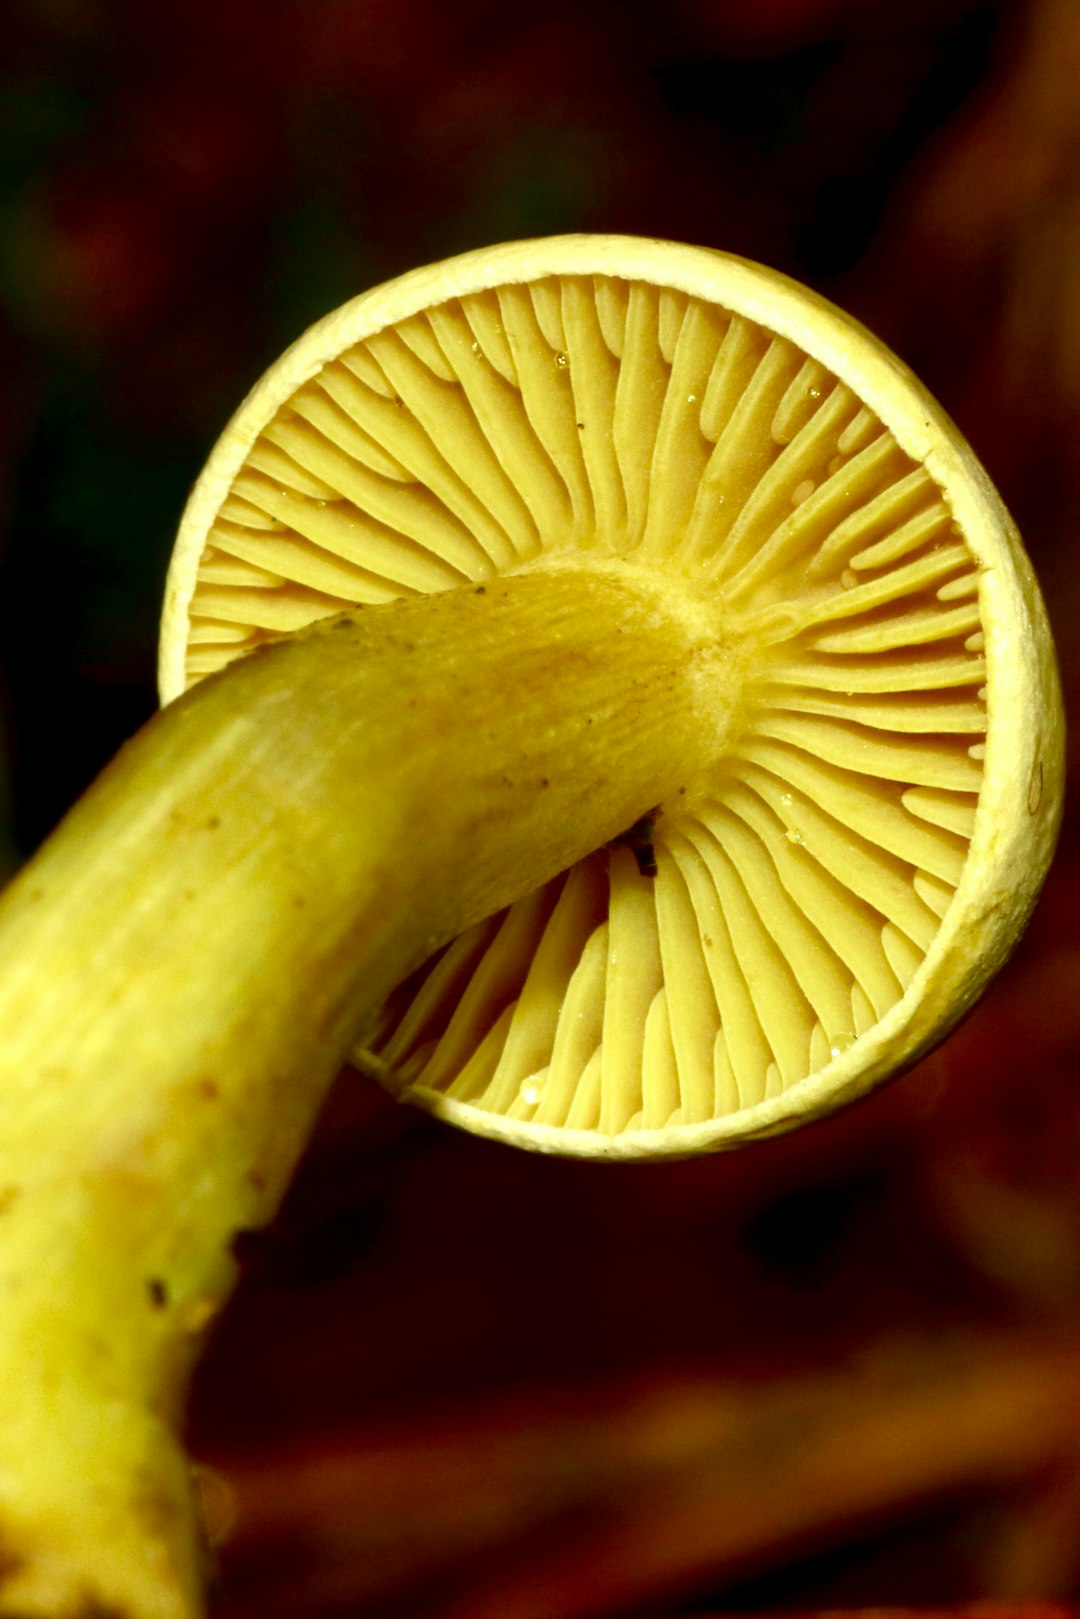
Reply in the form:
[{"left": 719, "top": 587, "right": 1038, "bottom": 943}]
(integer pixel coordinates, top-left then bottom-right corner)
[{"left": 160, "top": 249, "right": 1028, "bottom": 1155}]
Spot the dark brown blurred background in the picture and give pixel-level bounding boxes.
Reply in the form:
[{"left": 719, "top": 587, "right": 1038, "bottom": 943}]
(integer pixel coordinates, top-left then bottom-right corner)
[{"left": 3, "top": 1, "right": 1080, "bottom": 1614}]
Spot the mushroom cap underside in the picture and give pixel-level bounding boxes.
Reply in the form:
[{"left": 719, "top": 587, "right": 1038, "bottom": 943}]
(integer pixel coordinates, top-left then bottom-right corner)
[{"left": 160, "top": 235, "right": 1063, "bottom": 1158}]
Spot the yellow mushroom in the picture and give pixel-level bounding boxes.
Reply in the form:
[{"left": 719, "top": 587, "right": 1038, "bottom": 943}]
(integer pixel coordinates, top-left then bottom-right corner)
[
  {"left": 0, "top": 236, "right": 1062, "bottom": 1617},
  {"left": 167, "top": 234, "right": 1063, "bottom": 1156}
]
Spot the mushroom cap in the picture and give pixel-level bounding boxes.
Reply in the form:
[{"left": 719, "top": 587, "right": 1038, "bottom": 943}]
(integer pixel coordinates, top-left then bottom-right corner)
[{"left": 160, "top": 235, "right": 1063, "bottom": 1159}]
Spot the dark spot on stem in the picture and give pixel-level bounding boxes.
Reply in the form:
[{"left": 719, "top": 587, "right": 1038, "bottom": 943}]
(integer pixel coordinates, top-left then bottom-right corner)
[
  {"left": 606, "top": 808, "right": 660, "bottom": 878},
  {"left": 147, "top": 1277, "right": 168, "bottom": 1309},
  {"left": 634, "top": 845, "right": 658, "bottom": 878},
  {"left": 1028, "top": 755, "right": 1044, "bottom": 815},
  {"left": 475, "top": 585, "right": 486, "bottom": 594},
  {"left": 0, "top": 1537, "right": 25, "bottom": 1582}
]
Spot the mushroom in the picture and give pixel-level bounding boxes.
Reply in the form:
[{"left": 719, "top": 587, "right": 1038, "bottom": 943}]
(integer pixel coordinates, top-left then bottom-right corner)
[
  {"left": 167, "top": 234, "right": 1063, "bottom": 1156},
  {"left": 0, "top": 236, "right": 1062, "bottom": 1618}
]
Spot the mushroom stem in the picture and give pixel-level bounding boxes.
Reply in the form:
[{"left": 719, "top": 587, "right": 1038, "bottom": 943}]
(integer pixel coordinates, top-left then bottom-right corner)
[{"left": 0, "top": 557, "right": 740, "bottom": 1618}]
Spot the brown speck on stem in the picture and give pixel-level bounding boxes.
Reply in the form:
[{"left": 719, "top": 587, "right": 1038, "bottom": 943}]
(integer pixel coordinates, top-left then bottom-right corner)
[
  {"left": 75, "top": 1597, "right": 127, "bottom": 1619},
  {"left": 0, "top": 1543, "right": 26, "bottom": 1583},
  {"left": 606, "top": 809, "right": 660, "bottom": 878}
]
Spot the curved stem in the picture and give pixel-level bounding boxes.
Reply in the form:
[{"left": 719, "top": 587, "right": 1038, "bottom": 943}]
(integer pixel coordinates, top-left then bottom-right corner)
[{"left": 0, "top": 558, "right": 740, "bottom": 1618}]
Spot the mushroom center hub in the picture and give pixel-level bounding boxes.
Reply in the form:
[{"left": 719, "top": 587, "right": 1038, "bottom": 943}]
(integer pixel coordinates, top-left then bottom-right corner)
[{"left": 520, "top": 552, "right": 749, "bottom": 820}]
